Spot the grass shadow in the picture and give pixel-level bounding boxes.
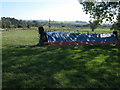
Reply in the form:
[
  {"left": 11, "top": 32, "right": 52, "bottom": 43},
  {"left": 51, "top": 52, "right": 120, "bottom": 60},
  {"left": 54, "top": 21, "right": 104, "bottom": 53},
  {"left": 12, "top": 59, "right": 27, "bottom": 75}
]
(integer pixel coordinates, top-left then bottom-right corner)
[{"left": 2, "top": 44, "right": 120, "bottom": 88}]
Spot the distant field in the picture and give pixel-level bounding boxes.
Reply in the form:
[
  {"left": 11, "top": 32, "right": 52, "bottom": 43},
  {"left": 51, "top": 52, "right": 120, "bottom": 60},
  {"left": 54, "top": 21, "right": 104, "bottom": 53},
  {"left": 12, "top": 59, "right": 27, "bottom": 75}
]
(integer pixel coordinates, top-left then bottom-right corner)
[
  {"left": 2, "top": 30, "right": 120, "bottom": 88},
  {"left": 44, "top": 26, "right": 113, "bottom": 34},
  {"left": 2, "top": 26, "right": 114, "bottom": 34}
]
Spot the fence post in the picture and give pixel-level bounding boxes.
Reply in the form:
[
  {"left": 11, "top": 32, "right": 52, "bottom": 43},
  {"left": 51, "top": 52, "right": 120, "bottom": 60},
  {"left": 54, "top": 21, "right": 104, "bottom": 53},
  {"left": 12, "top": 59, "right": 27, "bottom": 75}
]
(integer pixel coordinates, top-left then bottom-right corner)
[
  {"left": 38, "top": 26, "right": 48, "bottom": 46},
  {"left": 113, "top": 31, "right": 118, "bottom": 39}
]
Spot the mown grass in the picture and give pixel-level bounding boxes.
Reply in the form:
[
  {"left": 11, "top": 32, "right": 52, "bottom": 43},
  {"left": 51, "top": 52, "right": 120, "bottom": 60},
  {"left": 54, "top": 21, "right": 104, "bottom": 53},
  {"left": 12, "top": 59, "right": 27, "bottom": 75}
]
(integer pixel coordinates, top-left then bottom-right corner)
[{"left": 2, "top": 30, "right": 120, "bottom": 88}]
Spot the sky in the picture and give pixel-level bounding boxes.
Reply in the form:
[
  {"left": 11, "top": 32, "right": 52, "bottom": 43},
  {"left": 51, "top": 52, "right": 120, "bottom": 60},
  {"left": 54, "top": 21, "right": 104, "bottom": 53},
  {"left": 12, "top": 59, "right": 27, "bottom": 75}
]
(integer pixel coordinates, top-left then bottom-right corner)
[{"left": 0, "top": 0, "right": 91, "bottom": 22}]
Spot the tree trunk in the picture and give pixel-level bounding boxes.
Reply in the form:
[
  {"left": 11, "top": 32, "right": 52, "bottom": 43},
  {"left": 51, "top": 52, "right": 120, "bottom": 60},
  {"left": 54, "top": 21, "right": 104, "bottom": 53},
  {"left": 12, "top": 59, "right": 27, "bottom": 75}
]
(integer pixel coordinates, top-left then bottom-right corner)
[
  {"left": 92, "top": 29, "right": 94, "bottom": 32},
  {"left": 117, "top": 1, "right": 120, "bottom": 40}
]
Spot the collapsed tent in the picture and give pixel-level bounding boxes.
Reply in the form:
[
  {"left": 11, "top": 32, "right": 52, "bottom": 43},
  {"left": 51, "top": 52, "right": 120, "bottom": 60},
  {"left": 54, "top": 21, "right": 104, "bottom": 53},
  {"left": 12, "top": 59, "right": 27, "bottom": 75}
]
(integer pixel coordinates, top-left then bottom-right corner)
[{"left": 45, "top": 32, "right": 120, "bottom": 45}]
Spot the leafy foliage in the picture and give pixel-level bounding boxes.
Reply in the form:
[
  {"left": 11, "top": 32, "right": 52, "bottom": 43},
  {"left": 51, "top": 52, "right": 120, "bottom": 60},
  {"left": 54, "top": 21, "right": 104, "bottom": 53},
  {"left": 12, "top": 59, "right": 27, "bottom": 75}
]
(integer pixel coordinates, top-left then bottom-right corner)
[{"left": 78, "top": 0, "right": 120, "bottom": 30}]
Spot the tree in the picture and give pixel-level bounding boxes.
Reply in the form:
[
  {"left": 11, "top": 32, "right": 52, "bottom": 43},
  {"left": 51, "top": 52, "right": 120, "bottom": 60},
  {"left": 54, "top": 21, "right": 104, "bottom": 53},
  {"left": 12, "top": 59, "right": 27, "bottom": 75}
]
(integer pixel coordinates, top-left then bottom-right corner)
[
  {"left": 2, "top": 21, "right": 6, "bottom": 28},
  {"left": 4, "top": 20, "right": 11, "bottom": 28},
  {"left": 32, "top": 20, "right": 40, "bottom": 27},
  {"left": 78, "top": 0, "right": 120, "bottom": 30},
  {"left": 110, "top": 22, "right": 118, "bottom": 30},
  {"left": 27, "top": 21, "right": 32, "bottom": 28},
  {"left": 89, "top": 20, "right": 100, "bottom": 31}
]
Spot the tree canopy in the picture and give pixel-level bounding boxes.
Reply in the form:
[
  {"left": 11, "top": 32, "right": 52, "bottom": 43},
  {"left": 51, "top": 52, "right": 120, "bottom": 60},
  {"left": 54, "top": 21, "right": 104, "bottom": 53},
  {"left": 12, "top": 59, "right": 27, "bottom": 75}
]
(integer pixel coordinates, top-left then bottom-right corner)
[{"left": 78, "top": 0, "right": 120, "bottom": 30}]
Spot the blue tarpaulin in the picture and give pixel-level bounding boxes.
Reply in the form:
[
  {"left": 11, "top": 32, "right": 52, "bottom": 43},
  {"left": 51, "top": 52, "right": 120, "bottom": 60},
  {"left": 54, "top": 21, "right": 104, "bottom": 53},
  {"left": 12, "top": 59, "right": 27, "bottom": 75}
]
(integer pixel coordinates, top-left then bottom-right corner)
[{"left": 46, "top": 32, "right": 118, "bottom": 42}]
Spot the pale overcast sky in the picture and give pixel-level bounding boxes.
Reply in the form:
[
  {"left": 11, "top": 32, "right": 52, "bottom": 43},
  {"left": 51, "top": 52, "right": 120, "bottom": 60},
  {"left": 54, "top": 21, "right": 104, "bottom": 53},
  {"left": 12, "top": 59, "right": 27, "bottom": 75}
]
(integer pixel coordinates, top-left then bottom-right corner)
[{"left": 0, "top": 0, "right": 91, "bottom": 22}]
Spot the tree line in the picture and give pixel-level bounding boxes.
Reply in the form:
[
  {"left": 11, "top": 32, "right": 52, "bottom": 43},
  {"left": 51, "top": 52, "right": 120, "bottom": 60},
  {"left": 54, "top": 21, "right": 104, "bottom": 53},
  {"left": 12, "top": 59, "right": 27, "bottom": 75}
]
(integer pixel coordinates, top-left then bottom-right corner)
[
  {"left": 1, "top": 17, "right": 42, "bottom": 29},
  {"left": 0, "top": 17, "right": 90, "bottom": 29},
  {"left": 1, "top": 17, "right": 115, "bottom": 32}
]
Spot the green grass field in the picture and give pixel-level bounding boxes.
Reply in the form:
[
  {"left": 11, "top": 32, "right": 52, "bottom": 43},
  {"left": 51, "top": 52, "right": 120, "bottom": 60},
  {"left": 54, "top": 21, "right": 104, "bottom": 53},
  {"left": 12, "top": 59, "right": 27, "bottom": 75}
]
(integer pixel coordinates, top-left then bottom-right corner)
[{"left": 2, "top": 29, "right": 120, "bottom": 88}]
